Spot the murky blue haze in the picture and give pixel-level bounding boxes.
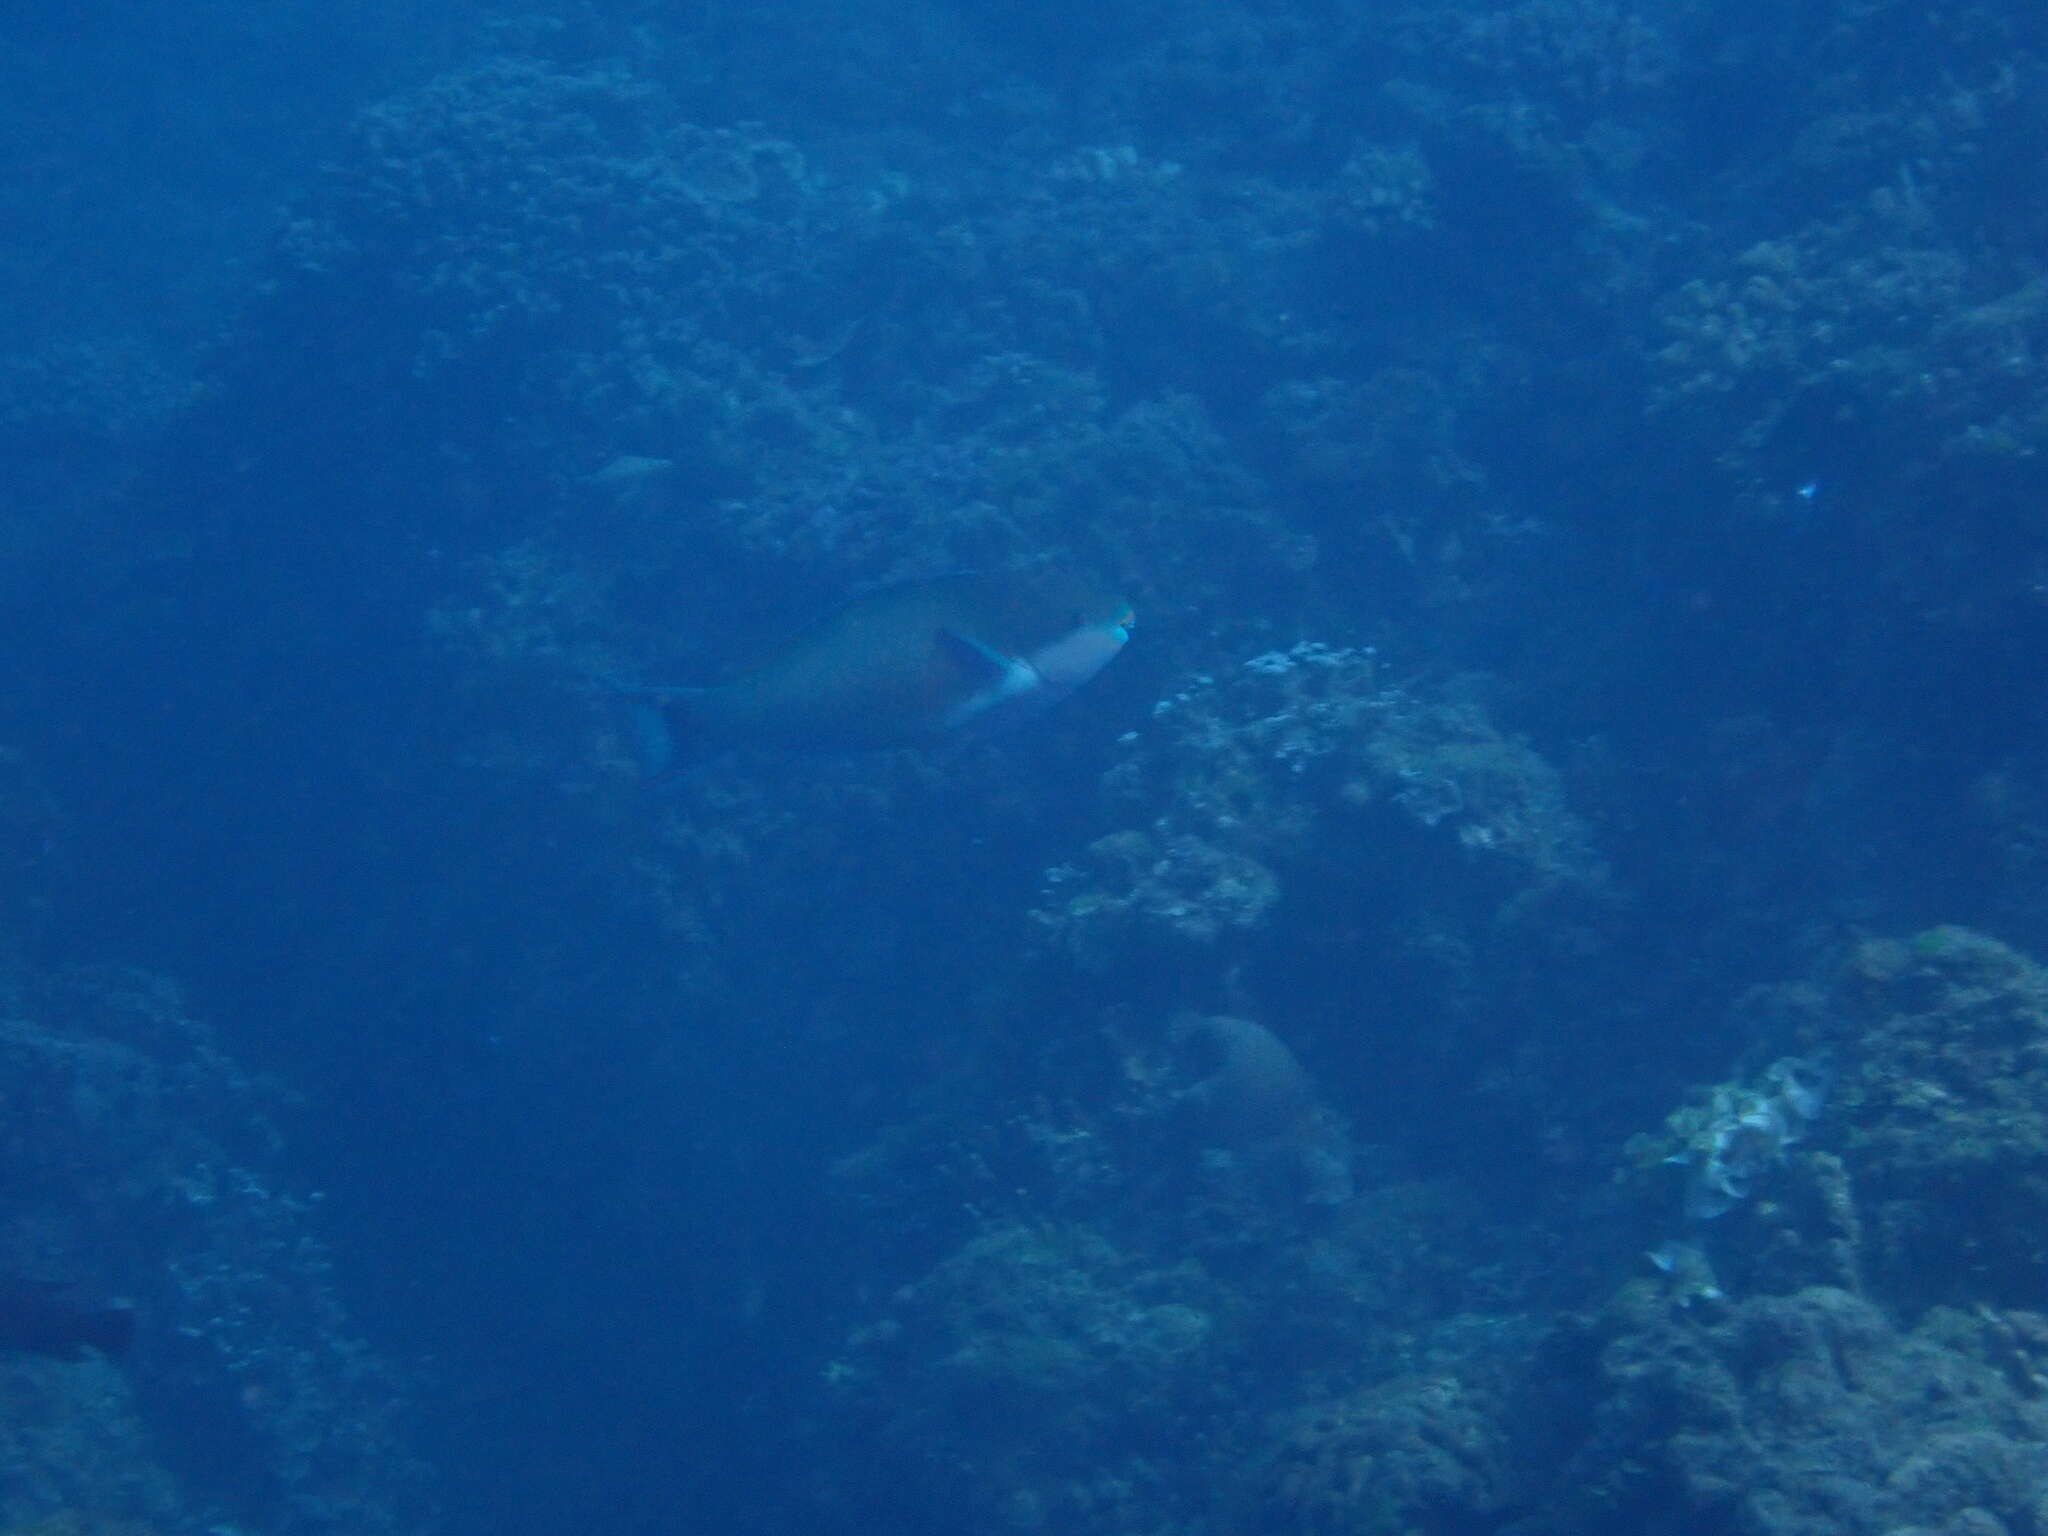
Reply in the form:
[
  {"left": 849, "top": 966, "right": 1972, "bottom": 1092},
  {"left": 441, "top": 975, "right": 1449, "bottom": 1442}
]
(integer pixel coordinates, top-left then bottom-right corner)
[{"left": 3, "top": 2, "right": 2047, "bottom": 1534}]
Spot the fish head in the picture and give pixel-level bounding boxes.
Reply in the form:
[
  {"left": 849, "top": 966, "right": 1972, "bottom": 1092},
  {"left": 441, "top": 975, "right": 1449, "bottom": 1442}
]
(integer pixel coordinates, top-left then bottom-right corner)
[
  {"left": 1026, "top": 594, "right": 1133, "bottom": 699},
  {"left": 936, "top": 576, "right": 1134, "bottom": 734}
]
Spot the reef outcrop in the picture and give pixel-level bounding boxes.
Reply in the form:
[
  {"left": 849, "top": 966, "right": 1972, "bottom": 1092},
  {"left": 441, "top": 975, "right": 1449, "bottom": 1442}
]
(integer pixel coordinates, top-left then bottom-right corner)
[{"left": 0, "top": 966, "right": 432, "bottom": 1536}]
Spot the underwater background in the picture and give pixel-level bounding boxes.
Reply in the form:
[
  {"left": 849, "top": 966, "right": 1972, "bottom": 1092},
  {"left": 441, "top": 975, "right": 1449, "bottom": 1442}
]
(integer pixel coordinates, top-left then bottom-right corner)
[{"left": 4, "top": 0, "right": 2048, "bottom": 1532}]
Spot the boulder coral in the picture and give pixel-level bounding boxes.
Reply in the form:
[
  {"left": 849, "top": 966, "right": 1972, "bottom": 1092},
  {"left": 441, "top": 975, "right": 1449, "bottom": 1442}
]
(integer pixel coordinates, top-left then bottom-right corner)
[{"left": 1156, "top": 1013, "right": 1354, "bottom": 1207}]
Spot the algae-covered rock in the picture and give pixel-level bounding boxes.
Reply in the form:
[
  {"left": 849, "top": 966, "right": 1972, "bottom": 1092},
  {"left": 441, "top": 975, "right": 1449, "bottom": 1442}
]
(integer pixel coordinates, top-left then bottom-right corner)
[
  {"left": 1529, "top": 1285, "right": 2048, "bottom": 1536},
  {"left": 828, "top": 1218, "right": 1230, "bottom": 1534},
  {"left": 1824, "top": 928, "right": 2048, "bottom": 1310},
  {"left": 1265, "top": 1368, "right": 1513, "bottom": 1535}
]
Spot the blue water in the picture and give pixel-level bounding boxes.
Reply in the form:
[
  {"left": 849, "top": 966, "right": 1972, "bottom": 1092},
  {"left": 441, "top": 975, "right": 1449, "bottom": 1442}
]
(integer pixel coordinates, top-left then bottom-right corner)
[{"left": 5, "top": 2, "right": 2048, "bottom": 1533}]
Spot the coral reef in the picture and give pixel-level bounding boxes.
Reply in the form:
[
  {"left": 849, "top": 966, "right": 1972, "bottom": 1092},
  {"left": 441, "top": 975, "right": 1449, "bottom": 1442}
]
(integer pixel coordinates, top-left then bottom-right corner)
[
  {"left": 826, "top": 921, "right": 2048, "bottom": 1536},
  {"left": 1263, "top": 1358, "right": 1519, "bottom": 1536},
  {"left": 1036, "top": 642, "right": 1609, "bottom": 964},
  {"left": 0, "top": 966, "right": 433, "bottom": 1536},
  {"left": 828, "top": 1219, "right": 1231, "bottom": 1535},
  {"left": 14, "top": 1, "right": 2048, "bottom": 1534},
  {"left": 1617, "top": 927, "right": 2048, "bottom": 1321},
  {"left": 0, "top": 1355, "right": 174, "bottom": 1535},
  {"left": 1531, "top": 1285, "right": 2048, "bottom": 1536},
  {"left": 250, "top": 52, "right": 1315, "bottom": 699},
  {"left": 1821, "top": 929, "right": 2048, "bottom": 1311},
  {"left": 1030, "top": 640, "right": 1626, "bottom": 1177},
  {"left": 1234, "top": 926, "right": 2048, "bottom": 1536}
]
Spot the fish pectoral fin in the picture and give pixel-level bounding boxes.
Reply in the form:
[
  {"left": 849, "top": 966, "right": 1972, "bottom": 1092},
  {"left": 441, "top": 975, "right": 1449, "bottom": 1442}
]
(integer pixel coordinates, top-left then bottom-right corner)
[
  {"left": 937, "top": 628, "right": 1020, "bottom": 682},
  {"left": 937, "top": 631, "right": 1048, "bottom": 731}
]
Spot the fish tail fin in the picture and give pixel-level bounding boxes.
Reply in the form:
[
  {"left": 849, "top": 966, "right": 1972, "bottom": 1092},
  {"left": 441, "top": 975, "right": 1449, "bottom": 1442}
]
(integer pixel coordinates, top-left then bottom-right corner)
[
  {"left": 626, "top": 694, "right": 678, "bottom": 779},
  {"left": 79, "top": 1300, "right": 137, "bottom": 1358},
  {"left": 615, "top": 686, "right": 711, "bottom": 784}
]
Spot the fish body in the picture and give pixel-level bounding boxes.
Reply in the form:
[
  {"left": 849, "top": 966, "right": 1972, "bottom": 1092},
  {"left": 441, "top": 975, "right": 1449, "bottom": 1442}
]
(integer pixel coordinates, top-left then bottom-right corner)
[
  {"left": 637, "top": 572, "right": 1132, "bottom": 767},
  {"left": 0, "top": 1277, "right": 135, "bottom": 1360}
]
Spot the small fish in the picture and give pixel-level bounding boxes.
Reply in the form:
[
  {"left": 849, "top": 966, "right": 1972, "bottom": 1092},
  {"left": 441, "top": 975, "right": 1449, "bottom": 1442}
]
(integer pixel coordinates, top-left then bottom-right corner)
[
  {"left": 630, "top": 571, "right": 1133, "bottom": 770},
  {"left": 0, "top": 1277, "right": 136, "bottom": 1360}
]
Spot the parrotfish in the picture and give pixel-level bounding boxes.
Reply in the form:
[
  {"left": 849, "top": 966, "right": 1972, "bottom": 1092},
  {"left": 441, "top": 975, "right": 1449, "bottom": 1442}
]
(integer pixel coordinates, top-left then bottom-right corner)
[
  {"left": 0, "top": 1276, "right": 135, "bottom": 1360},
  {"left": 630, "top": 572, "right": 1133, "bottom": 770}
]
